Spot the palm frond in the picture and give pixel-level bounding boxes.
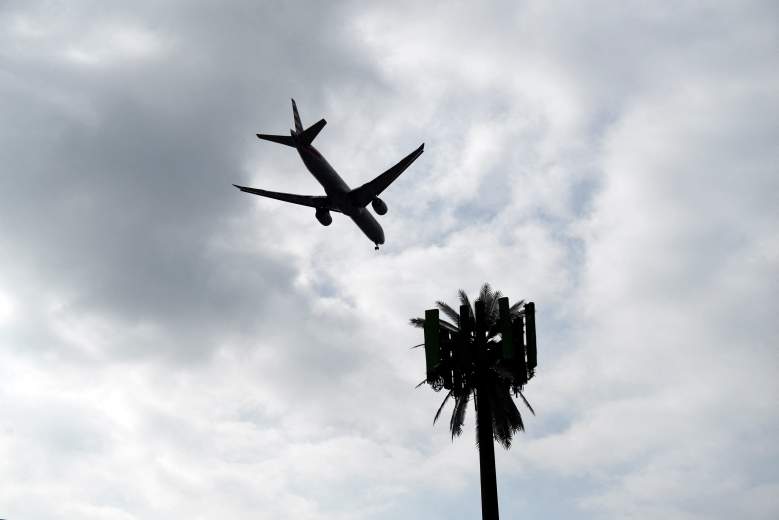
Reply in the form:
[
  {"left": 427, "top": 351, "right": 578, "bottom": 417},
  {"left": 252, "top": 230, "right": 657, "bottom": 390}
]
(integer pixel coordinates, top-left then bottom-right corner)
[
  {"left": 409, "top": 316, "right": 459, "bottom": 331},
  {"left": 409, "top": 317, "right": 425, "bottom": 328},
  {"left": 474, "top": 390, "right": 482, "bottom": 448},
  {"left": 517, "top": 390, "right": 535, "bottom": 415},
  {"left": 439, "top": 318, "right": 459, "bottom": 332},
  {"left": 450, "top": 391, "right": 471, "bottom": 439},
  {"left": 458, "top": 289, "right": 472, "bottom": 316},
  {"left": 509, "top": 300, "right": 525, "bottom": 316},
  {"left": 503, "top": 387, "right": 525, "bottom": 432},
  {"left": 492, "top": 418, "right": 512, "bottom": 449},
  {"left": 434, "top": 390, "right": 453, "bottom": 424},
  {"left": 486, "top": 290, "right": 502, "bottom": 322},
  {"left": 492, "top": 383, "right": 524, "bottom": 449},
  {"left": 436, "top": 301, "right": 461, "bottom": 327},
  {"left": 478, "top": 283, "right": 492, "bottom": 304}
]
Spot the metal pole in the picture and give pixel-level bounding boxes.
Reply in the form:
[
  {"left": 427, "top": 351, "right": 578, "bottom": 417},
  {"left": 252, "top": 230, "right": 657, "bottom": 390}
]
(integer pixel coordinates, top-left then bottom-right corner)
[
  {"left": 476, "top": 376, "right": 499, "bottom": 520},
  {"left": 474, "top": 300, "right": 499, "bottom": 520}
]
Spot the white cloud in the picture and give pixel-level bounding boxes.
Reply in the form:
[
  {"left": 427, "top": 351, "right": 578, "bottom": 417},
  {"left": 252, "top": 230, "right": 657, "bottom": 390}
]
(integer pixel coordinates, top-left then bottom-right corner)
[
  {"left": 0, "top": 288, "right": 16, "bottom": 325},
  {"left": 63, "top": 24, "right": 164, "bottom": 65},
  {"left": 0, "top": 1, "right": 777, "bottom": 519}
]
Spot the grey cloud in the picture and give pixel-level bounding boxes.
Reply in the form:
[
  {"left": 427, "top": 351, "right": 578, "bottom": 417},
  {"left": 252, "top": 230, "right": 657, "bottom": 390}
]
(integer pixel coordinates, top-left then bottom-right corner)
[
  {"left": 0, "top": 0, "right": 381, "bottom": 364},
  {"left": 1, "top": 1, "right": 778, "bottom": 519}
]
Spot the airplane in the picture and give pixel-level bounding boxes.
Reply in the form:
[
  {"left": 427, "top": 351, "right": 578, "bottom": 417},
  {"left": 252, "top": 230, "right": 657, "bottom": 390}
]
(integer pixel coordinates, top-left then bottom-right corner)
[{"left": 233, "top": 99, "right": 424, "bottom": 250}]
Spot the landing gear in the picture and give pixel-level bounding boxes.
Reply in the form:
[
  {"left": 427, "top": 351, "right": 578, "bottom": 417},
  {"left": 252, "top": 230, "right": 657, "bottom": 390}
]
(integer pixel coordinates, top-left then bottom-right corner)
[{"left": 374, "top": 244, "right": 380, "bottom": 251}]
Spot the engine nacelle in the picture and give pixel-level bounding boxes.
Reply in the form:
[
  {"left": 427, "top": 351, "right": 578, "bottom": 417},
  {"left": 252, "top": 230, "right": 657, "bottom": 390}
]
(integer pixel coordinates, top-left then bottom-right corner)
[
  {"left": 371, "top": 197, "right": 388, "bottom": 215},
  {"left": 315, "top": 208, "right": 332, "bottom": 226}
]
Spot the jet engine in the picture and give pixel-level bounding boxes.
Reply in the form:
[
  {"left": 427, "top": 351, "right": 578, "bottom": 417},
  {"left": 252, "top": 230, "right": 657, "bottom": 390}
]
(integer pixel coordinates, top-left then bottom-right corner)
[
  {"left": 315, "top": 208, "right": 332, "bottom": 226},
  {"left": 371, "top": 197, "right": 388, "bottom": 215}
]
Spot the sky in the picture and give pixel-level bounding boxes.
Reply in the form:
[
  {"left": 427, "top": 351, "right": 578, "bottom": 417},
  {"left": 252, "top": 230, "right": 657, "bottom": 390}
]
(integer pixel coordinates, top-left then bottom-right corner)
[{"left": 1, "top": 1, "right": 777, "bottom": 518}]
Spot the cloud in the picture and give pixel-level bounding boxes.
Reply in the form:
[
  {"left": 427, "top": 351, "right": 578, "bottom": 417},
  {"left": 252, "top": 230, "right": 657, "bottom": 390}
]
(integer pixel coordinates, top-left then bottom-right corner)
[{"left": 0, "top": 1, "right": 777, "bottom": 519}]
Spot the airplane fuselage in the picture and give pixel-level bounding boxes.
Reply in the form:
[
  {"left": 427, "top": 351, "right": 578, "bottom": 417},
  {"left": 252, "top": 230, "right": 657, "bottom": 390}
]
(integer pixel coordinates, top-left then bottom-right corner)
[{"left": 295, "top": 141, "right": 385, "bottom": 246}]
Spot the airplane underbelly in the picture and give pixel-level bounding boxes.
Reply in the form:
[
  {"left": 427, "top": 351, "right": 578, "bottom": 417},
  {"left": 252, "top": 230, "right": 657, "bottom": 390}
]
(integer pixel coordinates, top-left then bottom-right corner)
[
  {"left": 300, "top": 149, "right": 350, "bottom": 194},
  {"left": 351, "top": 209, "right": 385, "bottom": 245}
]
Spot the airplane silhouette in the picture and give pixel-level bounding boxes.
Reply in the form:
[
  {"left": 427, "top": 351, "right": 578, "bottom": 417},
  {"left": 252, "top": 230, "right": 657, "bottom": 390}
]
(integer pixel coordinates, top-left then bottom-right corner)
[{"left": 233, "top": 99, "right": 424, "bottom": 250}]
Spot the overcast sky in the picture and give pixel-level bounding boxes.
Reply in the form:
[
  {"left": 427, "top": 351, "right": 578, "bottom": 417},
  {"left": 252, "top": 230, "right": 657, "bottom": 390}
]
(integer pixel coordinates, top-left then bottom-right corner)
[{"left": 1, "top": 1, "right": 777, "bottom": 519}]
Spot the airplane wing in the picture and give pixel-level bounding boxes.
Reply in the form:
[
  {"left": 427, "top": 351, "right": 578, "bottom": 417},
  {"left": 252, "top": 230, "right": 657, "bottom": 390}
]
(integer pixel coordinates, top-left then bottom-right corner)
[
  {"left": 348, "top": 143, "right": 424, "bottom": 207},
  {"left": 233, "top": 184, "right": 340, "bottom": 212}
]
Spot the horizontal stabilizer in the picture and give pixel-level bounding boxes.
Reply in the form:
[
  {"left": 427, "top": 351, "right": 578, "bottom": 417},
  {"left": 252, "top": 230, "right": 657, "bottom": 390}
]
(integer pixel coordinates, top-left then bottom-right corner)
[
  {"left": 301, "top": 118, "right": 327, "bottom": 145},
  {"left": 256, "top": 133, "right": 296, "bottom": 147},
  {"left": 349, "top": 143, "right": 425, "bottom": 207}
]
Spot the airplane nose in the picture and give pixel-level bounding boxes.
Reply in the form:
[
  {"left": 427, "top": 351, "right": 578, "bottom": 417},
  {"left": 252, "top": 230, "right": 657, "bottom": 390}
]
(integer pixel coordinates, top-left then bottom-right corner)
[{"left": 352, "top": 210, "right": 385, "bottom": 247}]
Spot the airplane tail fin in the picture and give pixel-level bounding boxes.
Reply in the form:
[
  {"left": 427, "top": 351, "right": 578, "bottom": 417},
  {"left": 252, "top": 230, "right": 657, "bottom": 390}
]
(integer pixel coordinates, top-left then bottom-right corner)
[
  {"left": 291, "top": 99, "right": 327, "bottom": 145},
  {"left": 256, "top": 99, "right": 327, "bottom": 147},
  {"left": 291, "top": 98, "right": 303, "bottom": 133}
]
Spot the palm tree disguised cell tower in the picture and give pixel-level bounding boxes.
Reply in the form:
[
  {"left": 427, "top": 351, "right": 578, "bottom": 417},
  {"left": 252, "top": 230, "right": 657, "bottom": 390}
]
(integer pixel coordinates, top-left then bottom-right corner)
[{"left": 411, "top": 284, "right": 537, "bottom": 520}]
